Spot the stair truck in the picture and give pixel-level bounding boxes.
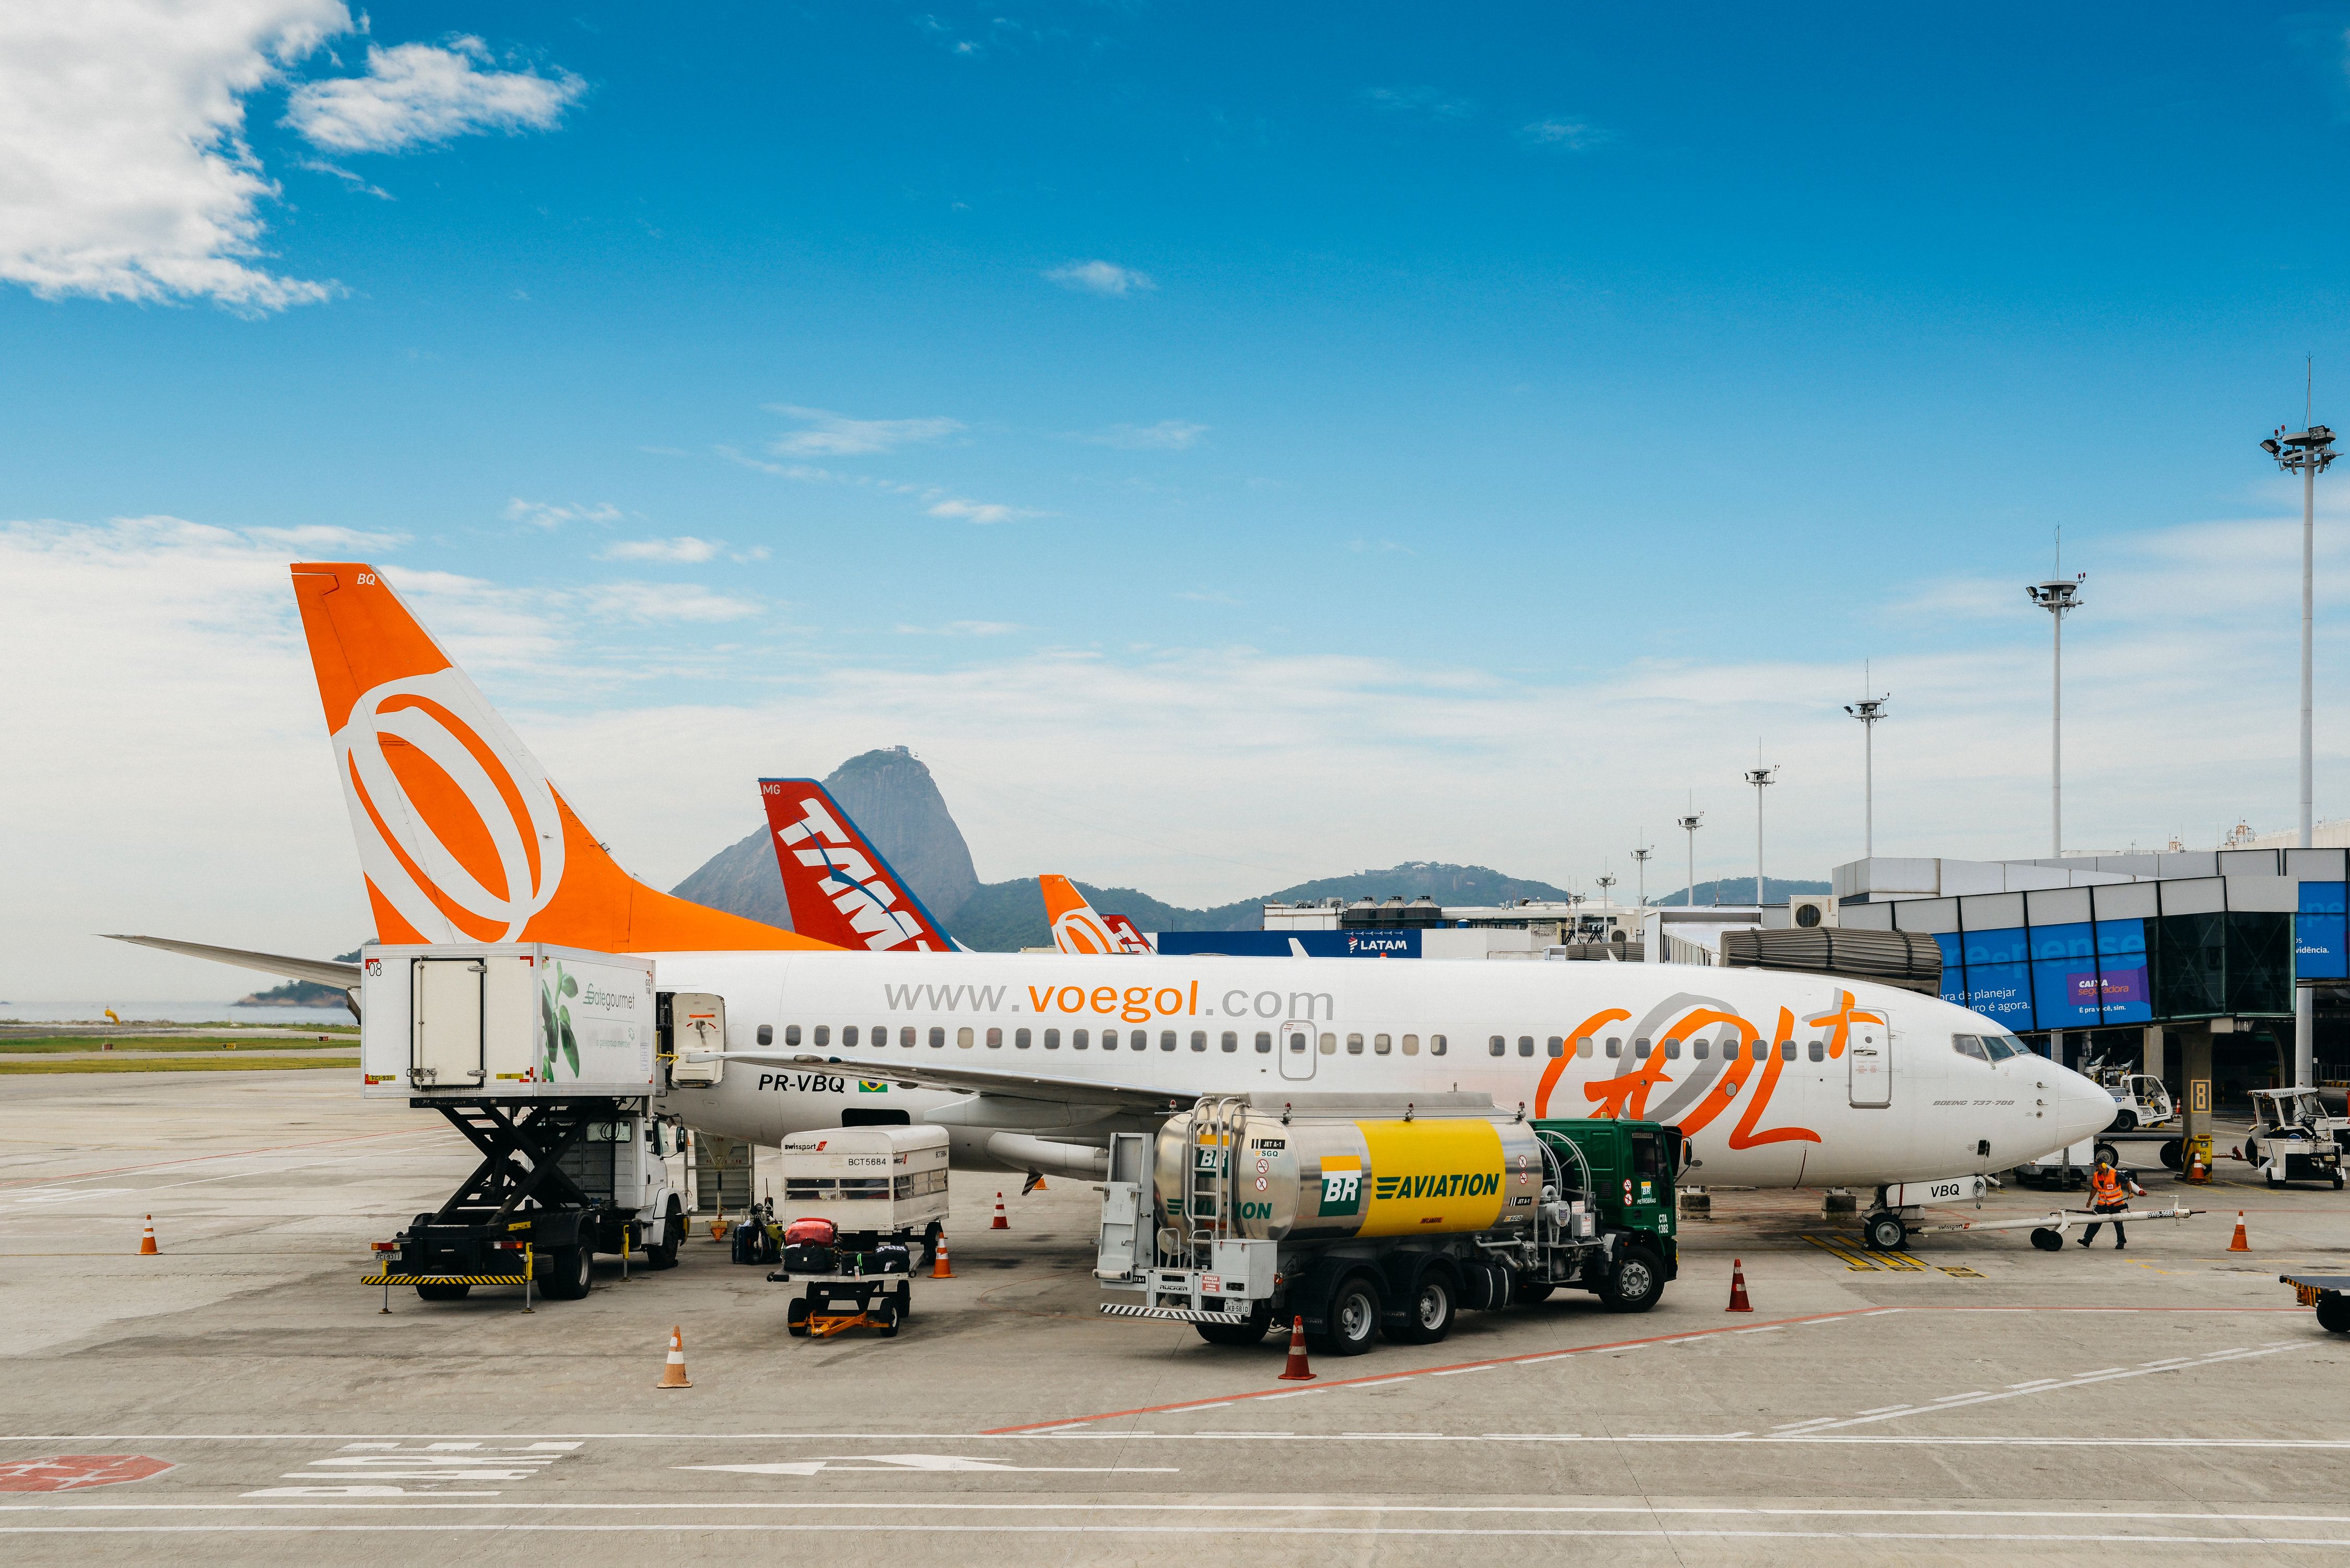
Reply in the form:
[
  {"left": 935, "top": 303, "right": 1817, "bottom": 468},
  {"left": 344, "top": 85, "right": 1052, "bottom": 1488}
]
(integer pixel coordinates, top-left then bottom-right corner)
[
  {"left": 1096, "top": 1092, "right": 1679, "bottom": 1355},
  {"left": 359, "top": 944, "right": 696, "bottom": 1303}
]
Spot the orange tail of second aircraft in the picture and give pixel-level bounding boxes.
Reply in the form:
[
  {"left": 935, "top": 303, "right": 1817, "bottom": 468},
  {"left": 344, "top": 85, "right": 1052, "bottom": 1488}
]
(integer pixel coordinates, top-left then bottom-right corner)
[
  {"left": 290, "top": 563, "right": 829, "bottom": 954},
  {"left": 1040, "top": 874, "right": 1149, "bottom": 955}
]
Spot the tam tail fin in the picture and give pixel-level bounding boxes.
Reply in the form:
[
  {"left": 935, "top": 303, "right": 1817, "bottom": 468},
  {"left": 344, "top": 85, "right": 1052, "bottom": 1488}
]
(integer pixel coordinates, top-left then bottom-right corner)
[
  {"left": 1102, "top": 913, "right": 1156, "bottom": 954},
  {"left": 289, "top": 563, "right": 828, "bottom": 953},
  {"left": 757, "top": 779, "right": 957, "bottom": 952},
  {"left": 1040, "top": 874, "right": 1126, "bottom": 955}
]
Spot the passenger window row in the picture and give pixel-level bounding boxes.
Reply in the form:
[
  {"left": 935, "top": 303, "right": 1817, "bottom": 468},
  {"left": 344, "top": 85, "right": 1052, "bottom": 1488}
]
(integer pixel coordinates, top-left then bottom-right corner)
[
  {"left": 777, "top": 1024, "right": 1274, "bottom": 1052},
  {"left": 1315, "top": 1033, "right": 1445, "bottom": 1056},
  {"left": 1486, "top": 1033, "right": 1831, "bottom": 1063}
]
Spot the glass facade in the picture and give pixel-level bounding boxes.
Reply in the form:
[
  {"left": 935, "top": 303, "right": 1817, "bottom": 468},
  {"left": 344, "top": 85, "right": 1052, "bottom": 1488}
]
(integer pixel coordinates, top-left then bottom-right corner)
[{"left": 1908, "top": 899, "right": 2300, "bottom": 1033}]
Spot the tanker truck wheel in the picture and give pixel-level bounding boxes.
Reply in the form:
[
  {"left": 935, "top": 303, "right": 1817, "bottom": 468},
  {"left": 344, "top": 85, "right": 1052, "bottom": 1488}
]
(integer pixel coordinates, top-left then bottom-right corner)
[
  {"left": 1194, "top": 1302, "right": 1272, "bottom": 1347},
  {"left": 1310, "top": 1272, "right": 1384, "bottom": 1356},
  {"left": 1384, "top": 1267, "right": 1456, "bottom": 1346},
  {"left": 1598, "top": 1246, "right": 1664, "bottom": 1313}
]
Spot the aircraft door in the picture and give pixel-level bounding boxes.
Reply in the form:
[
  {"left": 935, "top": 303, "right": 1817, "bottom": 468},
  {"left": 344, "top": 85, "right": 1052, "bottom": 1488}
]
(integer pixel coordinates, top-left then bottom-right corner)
[
  {"left": 665, "top": 992, "right": 726, "bottom": 1086},
  {"left": 1848, "top": 1012, "right": 1891, "bottom": 1107},
  {"left": 1279, "top": 1021, "right": 1317, "bottom": 1081}
]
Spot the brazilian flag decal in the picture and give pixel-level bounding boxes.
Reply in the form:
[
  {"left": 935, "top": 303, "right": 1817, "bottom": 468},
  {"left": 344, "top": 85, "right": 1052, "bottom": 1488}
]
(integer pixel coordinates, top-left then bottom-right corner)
[{"left": 858, "top": 1080, "right": 888, "bottom": 1092}]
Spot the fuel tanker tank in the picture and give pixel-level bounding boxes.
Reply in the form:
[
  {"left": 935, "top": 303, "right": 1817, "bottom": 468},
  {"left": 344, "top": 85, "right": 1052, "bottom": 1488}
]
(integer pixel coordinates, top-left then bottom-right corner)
[{"left": 1155, "top": 1098, "right": 1545, "bottom": 1244}]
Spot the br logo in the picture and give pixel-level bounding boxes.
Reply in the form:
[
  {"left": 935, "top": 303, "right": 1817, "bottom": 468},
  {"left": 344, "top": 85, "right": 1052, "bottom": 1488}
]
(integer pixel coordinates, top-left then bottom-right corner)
[{"left": 1319, "top": 1162, "right": 1362, "bottom": 1217}]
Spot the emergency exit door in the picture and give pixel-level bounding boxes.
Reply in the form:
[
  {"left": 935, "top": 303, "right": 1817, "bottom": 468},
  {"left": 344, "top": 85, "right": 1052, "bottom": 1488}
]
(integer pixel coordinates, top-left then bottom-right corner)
[
  {"left": 665, "top": 992, "right": 726, "bottom": 1086},
  {"left": 1279, "top": 1022, "right": 1316, "bottom": 1080},
  {"left": 1847, "top": 1013, "right": 1891, "bottom": 1107}
]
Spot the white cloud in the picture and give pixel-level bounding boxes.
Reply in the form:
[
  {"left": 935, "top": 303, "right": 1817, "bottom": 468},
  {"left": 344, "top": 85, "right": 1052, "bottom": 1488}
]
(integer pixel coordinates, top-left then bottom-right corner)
[
  {"left": 284, "top": 37, "right": 584, "bottom": 155},
  {"left": 601, "top": 536, "right": 723, "bottom": 563},
  {"left": 246, "top": 524, "right": 408, "bottom": 551},
  {"left": 896, "top": 620, "right": 1022, "bottom": 636},
  {"left": 1364, "top": 86, "right": 1476, "bottom": 120},
  {"left": 927, "top": 498, "right": 1044, "bottom": 524},
  {"left": 0, "top": 0, "right": 350, "bottom": 310},
  {"left": 582, "top": 582, "right": 761, "bottom": 623},
  {"left": 1175, "top": 590, "right": 1242, "bottom": 606},
  {"left": 503, "top": 498, "right": 621, "bottom": 530},
  {"left": 1045, "top": 260, "right": 1154, "bottom": 296},
  {"left": 1519, "top": 118, "right": 1611, "bottom": 150},
  {"left": 1085, "top": 421, "right": 1207, "bottom": 451},
  {"left": 766, "top": 405, "right": 965, "bottom": 457}
]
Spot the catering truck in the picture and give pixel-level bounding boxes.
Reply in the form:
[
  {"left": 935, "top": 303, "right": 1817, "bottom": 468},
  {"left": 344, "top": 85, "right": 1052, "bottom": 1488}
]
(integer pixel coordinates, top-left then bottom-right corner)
[
  {"left": 1096, "top": 1092, "right": 1678, "bottom": 1355},
  {"left": 359, "top": 944, "right": 694, "bottom": 1302}
]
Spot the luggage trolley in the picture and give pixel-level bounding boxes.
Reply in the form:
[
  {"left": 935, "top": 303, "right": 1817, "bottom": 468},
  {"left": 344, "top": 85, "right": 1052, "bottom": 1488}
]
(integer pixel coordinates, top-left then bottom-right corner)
[
  {"left": 770, "top": 1218, "right": 915, "bottom": 1338},
  {"left": 2280, "top": 1272, "right": 2350, "bottom": 1335}
]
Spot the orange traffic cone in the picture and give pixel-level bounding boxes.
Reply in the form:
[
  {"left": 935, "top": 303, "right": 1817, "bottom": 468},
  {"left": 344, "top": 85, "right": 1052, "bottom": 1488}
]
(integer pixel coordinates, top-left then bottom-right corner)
[
  {"left": 1276, "top": 1315, "right": 1315, "bottom": 1381},
  {"left": 1726, "top": 1258, "right": 1753, "bottom": 1312},
  {"left": 991, "top": 1193, "right": 1009, "bottom": 1230},
  {"left": 1032, "top": 1177, "right": 1048, "bottom": 1192},
  {"left": 138, "top": 1216, "right": 157, "bottom": 1255},
  {"left": 932, "top": 1232, "right": 956, "bottom": 1278},
  {"left": 709, "top": 1218, "right": 727, "bottom": 1241},
  {"left": 2228, "top": 1211, "right": 2250, "bottom": 1252},
  {"left": 656, "top": 1325, "right": 692, "bottom": 1389}
]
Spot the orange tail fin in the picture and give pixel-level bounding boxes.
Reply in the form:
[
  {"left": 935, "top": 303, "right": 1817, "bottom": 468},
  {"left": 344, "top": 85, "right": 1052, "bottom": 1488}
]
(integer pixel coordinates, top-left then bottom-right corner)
[
  {"left": 1040, "top": 874, "right": 1125, "bottom": 955},
  {"left": 289, "top": 563, "right": 828, "bottom": 954}
]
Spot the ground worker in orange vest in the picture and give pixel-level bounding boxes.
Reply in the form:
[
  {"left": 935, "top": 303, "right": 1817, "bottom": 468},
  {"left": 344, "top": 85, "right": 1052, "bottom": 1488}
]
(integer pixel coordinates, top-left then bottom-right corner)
[{"left": 2076, "top": 1158, "right": 2146, "bottom": 1249}]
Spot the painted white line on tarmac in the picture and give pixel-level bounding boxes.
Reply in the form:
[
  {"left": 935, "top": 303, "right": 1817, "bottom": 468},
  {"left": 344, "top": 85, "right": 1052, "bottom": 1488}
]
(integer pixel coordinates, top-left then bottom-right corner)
[{"left": 8, "top": 1432, "right": 2349, "bottom": 1450}]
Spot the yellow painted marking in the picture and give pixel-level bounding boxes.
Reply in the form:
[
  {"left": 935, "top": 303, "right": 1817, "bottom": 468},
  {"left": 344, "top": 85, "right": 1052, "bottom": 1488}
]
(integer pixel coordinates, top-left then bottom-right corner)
[
  {"left": 1937, "top": 1266, "right": 1984, "bottom": 1278},
  {"left": 1801, "top": 1234, "right": 1879, "bottom": 1271}
]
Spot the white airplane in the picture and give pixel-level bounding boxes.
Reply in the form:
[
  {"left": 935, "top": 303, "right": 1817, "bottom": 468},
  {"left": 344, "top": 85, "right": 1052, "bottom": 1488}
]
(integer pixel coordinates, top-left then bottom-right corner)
[{"left": 117, "top": 561, "right": 2117, "bottom": 1244}]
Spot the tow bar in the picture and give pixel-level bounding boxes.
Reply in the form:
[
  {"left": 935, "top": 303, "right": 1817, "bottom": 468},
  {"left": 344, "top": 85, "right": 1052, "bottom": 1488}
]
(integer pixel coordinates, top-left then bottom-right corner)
[{"left": 1907, "top": 1204, "right": 2203, "bottom": 1251}]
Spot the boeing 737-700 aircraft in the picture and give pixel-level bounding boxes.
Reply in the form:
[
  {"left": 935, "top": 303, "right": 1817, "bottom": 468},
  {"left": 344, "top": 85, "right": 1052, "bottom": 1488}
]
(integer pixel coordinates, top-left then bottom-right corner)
[{"left": 115, "top": 562, "right": 2118, "bottom": 1242}]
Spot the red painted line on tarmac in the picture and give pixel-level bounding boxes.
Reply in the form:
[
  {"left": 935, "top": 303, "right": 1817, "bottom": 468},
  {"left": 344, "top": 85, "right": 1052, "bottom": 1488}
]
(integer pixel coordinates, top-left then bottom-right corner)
[
  {"left": 982, "top": 1304, "right": 2309, "bottom": 1434},
  {"left": 0, "top": 1127, "right": 431, "bottom": 1187}
]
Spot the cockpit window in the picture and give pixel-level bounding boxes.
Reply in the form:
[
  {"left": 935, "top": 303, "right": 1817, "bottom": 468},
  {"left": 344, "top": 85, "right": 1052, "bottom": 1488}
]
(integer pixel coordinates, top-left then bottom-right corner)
[
  {"left": 1953, "top": 1034, "right": 1991, "bottom": 1063},
  {"left": 1989, "top": 1034, "right": 2029, "bottom": 1060}
]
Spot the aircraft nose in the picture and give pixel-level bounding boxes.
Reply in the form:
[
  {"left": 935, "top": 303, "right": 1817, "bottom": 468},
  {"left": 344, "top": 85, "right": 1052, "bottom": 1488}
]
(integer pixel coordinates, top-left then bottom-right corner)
[{"left": 2050, "top": 1063, "right": 2118, "bottom": 1146}]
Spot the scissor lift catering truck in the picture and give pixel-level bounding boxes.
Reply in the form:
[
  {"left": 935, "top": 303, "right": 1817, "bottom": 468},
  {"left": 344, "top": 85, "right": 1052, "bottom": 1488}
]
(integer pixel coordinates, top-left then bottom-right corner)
[
  {"left": 1096, "top": 1092, "right": 1679, "bottom": 1356},
  {"left": 359, "top": 944, "right": 696, "bottom": 1303}
]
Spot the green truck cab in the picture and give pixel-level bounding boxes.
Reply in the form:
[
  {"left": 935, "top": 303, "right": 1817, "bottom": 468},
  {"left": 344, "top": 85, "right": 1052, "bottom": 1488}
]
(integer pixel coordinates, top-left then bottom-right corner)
[{"left": 1532, "top": 1118, "right": 1681, "bottom": 1304}]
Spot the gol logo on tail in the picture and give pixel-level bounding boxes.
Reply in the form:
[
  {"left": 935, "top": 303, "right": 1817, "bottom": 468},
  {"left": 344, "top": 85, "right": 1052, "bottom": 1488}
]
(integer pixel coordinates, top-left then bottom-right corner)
[{"left": 334, "top": 670, "right": 565, "bottom": 942}]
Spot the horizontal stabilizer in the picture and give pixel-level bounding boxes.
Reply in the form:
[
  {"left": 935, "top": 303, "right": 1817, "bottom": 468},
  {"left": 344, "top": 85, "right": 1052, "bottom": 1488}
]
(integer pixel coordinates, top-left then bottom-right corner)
[{"left": 103, "top": 935, "right": 361, "bottom": 991}]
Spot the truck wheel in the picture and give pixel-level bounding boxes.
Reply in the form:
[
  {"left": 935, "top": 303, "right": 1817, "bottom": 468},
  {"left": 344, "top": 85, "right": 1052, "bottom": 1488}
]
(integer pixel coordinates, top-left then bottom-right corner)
[
  {"left": 2317, "top": 1295, "right": 2350, "bottom": 1334},
  {"left": 2115, "top": 1112, "right": 2137, "bottom": 1132},
  {"left": 2094, "top": 1141, "right": 2120, "bottom": 1169},
  {"left": 875, "top": 1299, "right": 900, "bottom": 1339},
  {"left": 787, "top": 1298, "right": 809, "bottom": 1338},
  {"left": 414, "top": 1282, "right": 470, "bottom": 1302},
  {"left": 1195, "top": 1301, "right": 1271, "bottom": 1346},
  {"left": 2158, "top": 1140, "right": 2182, "bottom": 1171},
  {"left": 1385, "top": 1269, "right": 1456, "bottom": 1346},
  {"left": 2029, "top": 1228, "right": 2063, "bottom": 1252},
  {"left": 1311, "top": 1274, "right": 1383, "bottom": 1356},
  {"left": 1599, "top": 1246, "right": 1665, "bottom": 1313},
  {"left": 539, "top": 1244, "right": 593, "bottom": 1301},
  {"left": 647, "top": 1198, "right": 683, "bottom": 1270}
]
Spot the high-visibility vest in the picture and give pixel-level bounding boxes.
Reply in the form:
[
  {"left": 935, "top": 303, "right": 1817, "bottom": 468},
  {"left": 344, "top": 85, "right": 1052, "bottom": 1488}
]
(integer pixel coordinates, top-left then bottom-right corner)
[{"left": 2089, "top": 1167, "right": 2125, "bottom": 1205}]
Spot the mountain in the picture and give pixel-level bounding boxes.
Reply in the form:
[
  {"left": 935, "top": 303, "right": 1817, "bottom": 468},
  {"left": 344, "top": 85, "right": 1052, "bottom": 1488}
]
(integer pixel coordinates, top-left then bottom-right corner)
[
  {"left": 668, "top": 747, "right": 981, "bottom": 930},
  {"left": 1655, "top": 877, "right": 1831, "bottom": 906},
  {"left": 236, "top": 951, "right": 362, "bottom": 1006}
]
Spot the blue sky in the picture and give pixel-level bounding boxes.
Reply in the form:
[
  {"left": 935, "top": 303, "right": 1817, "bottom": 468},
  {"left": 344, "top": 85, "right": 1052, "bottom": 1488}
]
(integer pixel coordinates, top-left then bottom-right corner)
[{"left": 9, "top": 3, "right": 2350, "bottom": 994}]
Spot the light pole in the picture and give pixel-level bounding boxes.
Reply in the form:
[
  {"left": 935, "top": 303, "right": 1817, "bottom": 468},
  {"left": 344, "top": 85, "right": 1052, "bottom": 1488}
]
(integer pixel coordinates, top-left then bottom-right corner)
[
  {"left": 2026, "top": 568, "right": 2086, "bottom": 858},
  {"left": 1676, "top": 811, "right": 1702, "bottom": 907},
  {"left": 1630, "top": 838, "right": 1653, "bottom": 907},
  {"left": 1596, "top": 870, "right": 1617, "bottom": 906},
  {"left": 1843, "top": 662, "right": 1889, "bottom": 860},
  {"left": 1744, "top": 764, "right": 1777, "bottom": 907},
  {"left": 2262, "top": 414, "right": 2335, "bottom": 1092}
]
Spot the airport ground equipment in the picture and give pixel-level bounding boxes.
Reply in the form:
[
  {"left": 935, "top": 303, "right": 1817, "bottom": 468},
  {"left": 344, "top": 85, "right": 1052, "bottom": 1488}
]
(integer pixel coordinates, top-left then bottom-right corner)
[
  {"left": 2096, "top": 1070, "right": 2175, "bottom": 1133},
  {"left": 2280, "top": 1272, "right": 2350, "bottom": 1334},
  {"left": 777, "top": 1124, "right": 950, "bottom": 1258},
  {"left": 770, "top": 1218, "right": 916, "bottom": 1339},
  {"left": 1094, "top": 1093, "right": 1677, "bottom": 1356},
  {"left": 357, "top": 944, "right": 692, "bottom": 1302},
  {"left": 2238, "top": 1089, "right": 2347, "bottom": 1189},
  {"left": 1889, "top": 1201, "right": 2202, "bottom": 1252},
  {"left": 1857, "top": 1174, "right": 2000, "bottom": 1251},
  {"left": 2012, "top": 1138, "right": 2128, "bottom": 1193}
]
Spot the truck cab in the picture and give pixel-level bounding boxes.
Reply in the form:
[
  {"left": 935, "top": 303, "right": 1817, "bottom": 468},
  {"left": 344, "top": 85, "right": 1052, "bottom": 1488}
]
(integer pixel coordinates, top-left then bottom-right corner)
[
  {"left": 1531, "top": 1118, "right": 1679, "bottom": 1293},
  {"left": 556, "top": 1114, "right": 697, "bottom": 1259}
]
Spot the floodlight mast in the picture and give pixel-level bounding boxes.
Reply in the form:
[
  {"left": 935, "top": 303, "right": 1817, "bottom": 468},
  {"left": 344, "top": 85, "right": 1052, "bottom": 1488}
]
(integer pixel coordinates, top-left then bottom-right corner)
[
  {"left": 1843, "top": 662, "right": 1889, "bottom": 860},
  {"left": 1743, "top": 765, "right": 1778, "bottom": 906},
  {"left": 2263, "top": 412, "right": 2335, "bottom": 1094},
  {"left": 1630, "top": 839, "right": 1654, "bottom": 907},
  {"left": 1676, "top": 812, "right": 1702, "bottom": 909},
  {"left": 2025, "top": 564, "right": 2086, "bottom": 858}
]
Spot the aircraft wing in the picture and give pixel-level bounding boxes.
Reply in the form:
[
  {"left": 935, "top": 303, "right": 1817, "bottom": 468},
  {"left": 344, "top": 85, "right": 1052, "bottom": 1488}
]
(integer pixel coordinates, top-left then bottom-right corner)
[
  {"left": 690, "top": 1050, "right": 1194, "bottom": 1116},
  {"left": 104, "top": 935, "right": 361, "bottom": 991}
]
